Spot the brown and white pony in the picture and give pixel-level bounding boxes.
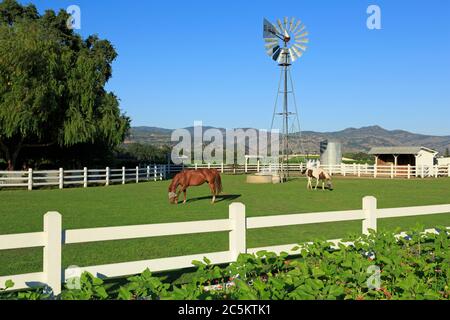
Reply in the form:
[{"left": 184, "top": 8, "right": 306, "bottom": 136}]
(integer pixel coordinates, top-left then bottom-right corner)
[
  {"left": 168, "top": 169, "right": 223, "bottom": 204},
  {"left": 303, "top": 167, "right": 334, "bottom": 191}
]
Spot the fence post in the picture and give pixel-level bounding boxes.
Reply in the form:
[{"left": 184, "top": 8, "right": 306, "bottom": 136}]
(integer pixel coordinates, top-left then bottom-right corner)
[
  {"left": 83, "top": 167, "right": 88, "bottom": 188},
  {"left": 221, "top": 162, "right": 224, "bottom": 173},
  {"left": 154, "top": 165, "right": 157, "bottom": 182},
  {"left": 357, "top": 164, "right": 361, "bottom": 177},
  {"left": 195, "top": 163, "right": 198, "bottom": 170},
  {"left": 374, "top": 164, "right": 377, "bottom": 178},
  {"left": 257, "top": 160, "right": 260, "bottom": 173},
  {"left": 160, "top": 166, "right": 163, "bottom": 181},
  {"left": 434, "top": 165, "right": 438, "bottom": 178},
  {"left": 245, "top": 161, "right": 248, "bottom": 173},
  {"left": 105, "top": 167, "right": 110, "bottom": 186},
  {"left": 121, "top": 167, "right": 126, "bottom": 184},
  {"left": 407, "top": 164, "right": 411, "bottom": 179},
  {"left": 136, "top": 166, "right": 139, "bottom": 183},
  {"left": 147, "top": 166, "right": 150, "bottom": 181},
  {"left": 390, "top": 164, "right": 394, "bottom": 179},
  {"left": 362, "top": 196, "right": 377, "bottom": 235},
  {"left": 43, "top": 212, "right": 62, "bottom": 295},
  {"left": 341, "top": 164, "right": 346, "bottom": 177},
  {"left": 59, "top": 168, "right": 64, "bottom": 189},
  {"left": 229, "top": 203, "right": 246, "bottom": 261},
  {"left": 27, "top": 168, "right": 33, "bottom": 191}
]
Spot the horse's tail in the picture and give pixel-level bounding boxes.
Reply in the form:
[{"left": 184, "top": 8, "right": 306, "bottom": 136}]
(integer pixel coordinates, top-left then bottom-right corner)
[{"left": 214, "top": 172, "right": 223, "bottom": 195}]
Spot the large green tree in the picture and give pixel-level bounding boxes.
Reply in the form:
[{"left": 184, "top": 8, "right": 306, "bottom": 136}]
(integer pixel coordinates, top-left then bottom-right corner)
[{"left": 0, "top": 0, "right": 130, "bottom": 169}]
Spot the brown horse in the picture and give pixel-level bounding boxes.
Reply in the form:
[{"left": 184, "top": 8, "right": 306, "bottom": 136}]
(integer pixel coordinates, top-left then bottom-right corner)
[{"left": 168, "top": 169, "right": 223, "bottom": 204}]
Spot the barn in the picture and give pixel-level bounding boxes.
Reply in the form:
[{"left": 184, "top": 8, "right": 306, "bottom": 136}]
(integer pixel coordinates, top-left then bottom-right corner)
[{"left": 368, "top": 146, "right": 438, "bottom": 167}]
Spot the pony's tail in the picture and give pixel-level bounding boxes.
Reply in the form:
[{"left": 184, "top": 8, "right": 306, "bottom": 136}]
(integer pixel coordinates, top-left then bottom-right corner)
[{"left": 214, "top": 173, "right": 223, "bottom": 195}]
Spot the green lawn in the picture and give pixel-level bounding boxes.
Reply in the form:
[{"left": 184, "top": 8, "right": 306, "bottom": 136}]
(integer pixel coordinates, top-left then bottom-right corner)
[{"left": 1, "top": 175, "right": 450, "bottom": 277}]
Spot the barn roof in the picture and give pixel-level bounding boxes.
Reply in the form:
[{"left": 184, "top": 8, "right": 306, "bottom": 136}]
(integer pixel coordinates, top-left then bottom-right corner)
[{"left": 368, "top": 146, "right": 438, "bottom": 155}]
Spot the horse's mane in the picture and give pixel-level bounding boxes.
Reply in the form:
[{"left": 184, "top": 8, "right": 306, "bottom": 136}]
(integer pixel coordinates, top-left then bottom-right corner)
[{"left": 168, "top": 171, "right": 183, "bottom": 192}]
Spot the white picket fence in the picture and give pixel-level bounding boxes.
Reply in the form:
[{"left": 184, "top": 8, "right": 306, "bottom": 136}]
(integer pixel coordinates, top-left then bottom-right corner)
[
  {"left": 1, "top": 162, "right": 449, "bottom": 190},
  {"left": 0, "top": 165, "right": 168, "bottom": 190},
  {"left": 1, "top": 196, "right": 449, "bottom": 295},
  {"left": 179, "top": 162, "right": 450, "bottom": 179}
]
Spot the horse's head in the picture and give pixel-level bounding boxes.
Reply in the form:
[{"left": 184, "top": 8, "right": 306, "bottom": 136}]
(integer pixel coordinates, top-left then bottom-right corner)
[
  {"left": 168, "top": 191, "right": 178, "bottom": 204},
  {"left": 327, "top": 180, "right": 334, "bottom": 191}
]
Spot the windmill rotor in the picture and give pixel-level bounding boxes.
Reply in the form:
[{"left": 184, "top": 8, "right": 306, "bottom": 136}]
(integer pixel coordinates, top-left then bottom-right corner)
[{"left": 263, "top": 17, "right": 308, "bottom": 65}]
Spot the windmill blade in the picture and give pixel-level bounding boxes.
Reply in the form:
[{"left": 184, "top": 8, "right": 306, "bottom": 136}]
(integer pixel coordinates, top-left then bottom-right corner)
[
  {"left": 265, "top": 41, "right": 278, "bottom": 48},
  {"left": 295, "top": 31, "right": 309, "bottom": 39},
  {"left": 263, "top": 18, "right": 278, "bottom": 38},
  {"left": 292, "top": 46, "right": 304, "bottom": 59},
  {"left": 291, "top": 19, "right": 301, "bottom": 33},
  {"left": 264, "top": 37, "right": 278, "bottom": 43},
  {"left": 291, "top": 46, "right": 303, "bottom": 58},
  {"left": 288, "top": 17, "right": 295, "bottom": 32},
  {"left": 277, "top": 19, "right": 285, "bottom": 33},
  {"left": 283, "top": 17, "right": 289, "bottom": 31},
  {"left": 296, "top": 38, "right": 309, "bottom": 44},
  {"left": 288, "top": 48, "right": 297, "bottom": 62},
  {"left": 294, "top": 24, "right": 306, "bottom": 36},
  {"left": 265, "top": 42, "right": 278, "bottom": 51},
  {"left": 294, "top": 43, "right": 308, "bottom": 52}
]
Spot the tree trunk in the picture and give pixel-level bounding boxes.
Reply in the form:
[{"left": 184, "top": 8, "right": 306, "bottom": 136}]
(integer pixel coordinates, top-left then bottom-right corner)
[{"left": 0, "top": 139, "right": 23, "bottom": 170}]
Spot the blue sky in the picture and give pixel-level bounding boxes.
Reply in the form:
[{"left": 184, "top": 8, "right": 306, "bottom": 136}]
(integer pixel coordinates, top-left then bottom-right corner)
[{"left": 24, "top": 0, "right": 450, "bottom": 135}]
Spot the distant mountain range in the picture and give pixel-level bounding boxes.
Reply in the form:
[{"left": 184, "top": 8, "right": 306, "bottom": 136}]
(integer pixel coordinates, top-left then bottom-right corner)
[{"left": 126, "top": 125, "right": 450, "bottom": 155}]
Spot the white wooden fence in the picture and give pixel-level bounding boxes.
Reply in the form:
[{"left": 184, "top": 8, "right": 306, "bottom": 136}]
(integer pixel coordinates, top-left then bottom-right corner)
[
  {"left": 1, "top": 197, "right": 449, "bottom": 295},
  {"left": 0, "top": 165, "right": 167, "bottom": 190},
  {"left": 1, "top": 162, "right": 449, "bottom": 190},
  {"left": 177, "top": 162, "right": 450, "bottom": 179}
]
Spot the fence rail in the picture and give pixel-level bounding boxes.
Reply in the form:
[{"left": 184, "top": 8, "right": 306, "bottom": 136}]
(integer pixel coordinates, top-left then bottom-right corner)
[
  {"left": 1, "top": 162, "right": 450, "bottom": 190},
  {"left": 1, "top": 197, "right": 449, "bottom": 294}
]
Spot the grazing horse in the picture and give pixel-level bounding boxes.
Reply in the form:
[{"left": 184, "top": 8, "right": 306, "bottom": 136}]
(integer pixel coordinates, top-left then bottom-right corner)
[
  {"left": 168, "top": 169, "right": 223, "bottom": 204},
  {"left": 303, "top": 167, "right": 334, "bottom": 191}
]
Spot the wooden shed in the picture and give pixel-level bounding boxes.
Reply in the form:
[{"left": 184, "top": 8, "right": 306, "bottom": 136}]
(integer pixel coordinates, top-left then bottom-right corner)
[{"left": 368, "top": 146, "right": 438, "bottom": 167}]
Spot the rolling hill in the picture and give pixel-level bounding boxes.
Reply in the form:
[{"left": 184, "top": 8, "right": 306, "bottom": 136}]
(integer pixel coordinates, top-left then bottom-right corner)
[{"left": 125, "top": 125, "right": 450, "bottom": 155}]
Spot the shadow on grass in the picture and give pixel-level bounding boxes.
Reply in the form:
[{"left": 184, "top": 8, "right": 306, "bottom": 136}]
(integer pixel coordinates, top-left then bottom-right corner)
[{"left": 183, "top": 194, "right": 241, "bottom": 204}]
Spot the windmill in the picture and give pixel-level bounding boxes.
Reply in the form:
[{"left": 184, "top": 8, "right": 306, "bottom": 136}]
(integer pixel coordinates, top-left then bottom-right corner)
[{"left": 263, "top": 17, "right": 308, "bottom": 181}]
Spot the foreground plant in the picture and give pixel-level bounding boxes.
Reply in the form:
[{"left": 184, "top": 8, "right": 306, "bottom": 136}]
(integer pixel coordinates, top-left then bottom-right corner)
[{"left": 1, "top": 226, "right": 449, "bottom": 300}]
